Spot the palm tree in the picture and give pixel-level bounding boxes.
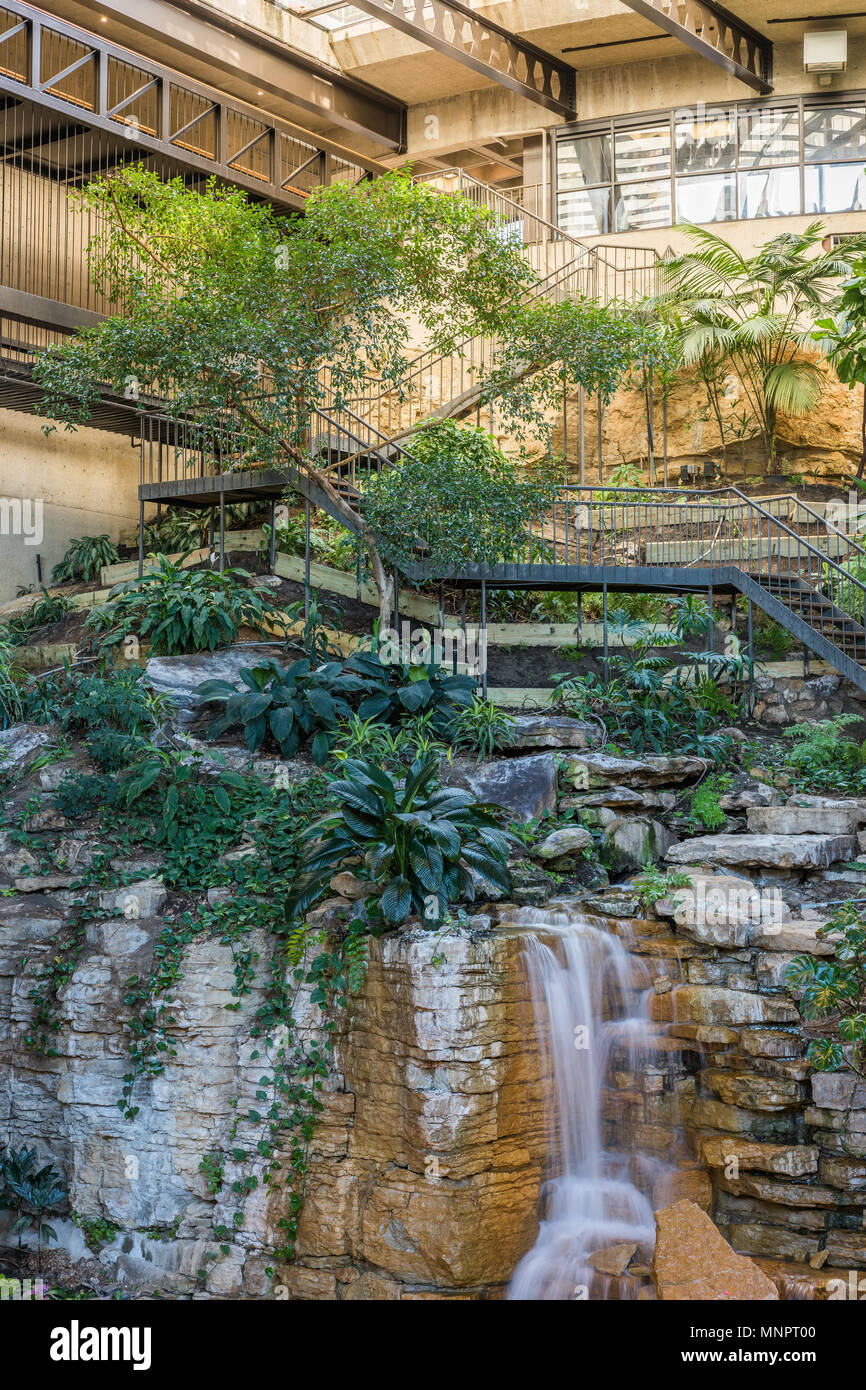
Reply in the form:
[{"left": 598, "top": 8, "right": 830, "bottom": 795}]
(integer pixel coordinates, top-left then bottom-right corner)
[{"left": 653, "top": 222, "right": 866, "bottom": 470}]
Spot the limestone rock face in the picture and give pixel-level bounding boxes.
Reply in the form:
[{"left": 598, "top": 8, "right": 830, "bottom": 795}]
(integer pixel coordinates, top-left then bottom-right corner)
[
  {"left": 563, "top": 752, "right": 706, "bottom": 789},
  {"left": 444, "top": 754, "right": 557, "bottom": 824},
  {"left": 602, "top": 816, "right": 677, "bottom": 873},
  {"left": 746, "top": 805, "right": 862, "bottom": 836},
  {"left": 666, "top": 832, "right": 858, "bottom": 869},
  {"left": 652, "top": 1200, "right": 779, "bottom": 1300},
  {"left": 0, "top": 723, "right": 54, "bottom": 767},
  {"left": 507, "top": 715, "right": 598, "bottom": 750},
  {"left": 700, "top": 1138, "right": 818, "bottom": 1178},
  {"left": 654, "top": 869, "right": 786, "bottom": 949}
]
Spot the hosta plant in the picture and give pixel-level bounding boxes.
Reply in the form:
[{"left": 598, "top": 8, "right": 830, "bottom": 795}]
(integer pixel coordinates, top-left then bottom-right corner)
[
  {"left": 87, "top": 557, "right": 286, "bottom": 655},
  {"left": 199, "top": 657, "right": 375, "bottom": 765},
  {"left": 346, "top": 649, "right": 476, "bottom": 733},
  {"left": 285, "top": 755, "right": 513, "bottom": 926},
  {"left": 787, "top": 903, "right": 866, "bottom": 1077}
]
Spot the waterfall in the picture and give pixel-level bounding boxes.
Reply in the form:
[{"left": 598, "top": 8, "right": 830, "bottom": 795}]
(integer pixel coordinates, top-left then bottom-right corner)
[{"left": 508, "top": 903, "right": 677, "bottom": 1301}]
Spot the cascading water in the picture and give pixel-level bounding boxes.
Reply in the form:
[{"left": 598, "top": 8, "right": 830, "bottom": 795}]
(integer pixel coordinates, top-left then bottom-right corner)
[{"left": 508, "top": 902, "right": 682, "bottom": 1301}]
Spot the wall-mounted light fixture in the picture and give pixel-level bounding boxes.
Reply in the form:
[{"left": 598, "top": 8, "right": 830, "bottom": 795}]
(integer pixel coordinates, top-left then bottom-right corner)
[{"left": 804, "top": 29, "right": 848, "bottom": 85}]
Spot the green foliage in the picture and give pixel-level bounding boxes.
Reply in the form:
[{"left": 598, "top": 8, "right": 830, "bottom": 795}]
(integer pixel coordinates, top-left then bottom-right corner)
[
  {"left": 633, "top": 864, "right": 693, "bottom": 911},
  {"left": 787, "top": 901, "right": 866, "bottom": 1077},
  {"left": 88, "top": 556, "right": 285, "bottom": 655},
  {"left": 3, "top": 588, "right": 74, "bottom": 645},
  {"left": 656, "top": 222, "right": 865, "bottom": 466},
  {"left": 0, "top": 1146, "right": 67, "bottom": 1247},
  {"left": 51, "top": 534, "right": 119, "bottom": 585},
  {"left": 451, "top": 696, "right": 515, "bottom": 760},
  {"left": 70, "top": 1211, "right": 121, "bottom": 1253},
  {"left": 361, "top": 421, "right": 557, "bottom": 578},
  {"left": 285, "top": 755, "right": 513, "bottom": 927},
  {"left": 0, "top": 631, "right": 24, "bottom": 728},
  {"left": 199, "top": 657, "right": 375, "bottom": 766},
  {"left": 780, "top": 715, "right": 866, "bottom": 794},
  {"left": 688, "top": 772, "right": 733, "bottom": 831},
  {"left": 550, "top": 601, "right": 747, "bottom": 760},
  {"left": 347, "top": 648, "right": 476, "bottom": 733},
  {"left": 64, "top": 668, "right": 175, "bottom": 771}
]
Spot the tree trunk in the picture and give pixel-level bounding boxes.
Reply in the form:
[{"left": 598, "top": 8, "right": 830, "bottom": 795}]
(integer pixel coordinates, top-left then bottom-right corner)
[{"left": 859, "top": 383, "right": 866, "bottom": 480}]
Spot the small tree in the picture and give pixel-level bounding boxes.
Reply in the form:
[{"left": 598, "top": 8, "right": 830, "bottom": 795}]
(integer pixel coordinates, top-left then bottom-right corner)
[
  {"left": 34, "top": 168, "right": 640, "bottom": 622},
  {"left": 655, "top": 222, "right": 865, "bottom": 469},
  {"left": 816, "top": 260, "right": 866, "bottom": 478},
  {"left": 361, "top": 420, "right": 557, "bottom": 577}
]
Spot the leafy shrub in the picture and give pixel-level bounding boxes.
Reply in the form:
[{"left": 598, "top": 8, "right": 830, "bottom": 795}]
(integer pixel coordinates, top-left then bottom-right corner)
[
  {"left": 88, "top": 557, "right": 286, "bottom": 655},
  {"left": 451, "top": 696, "right": 516, "bottom": 760},
  {"left": 0, "top": 1145, "right": 67, "bottom": 1247},
  {"left": 61, "top": 668, "right": 175, "bottom": 771},
  {"left": 361, "top": 420, "right": 557, "bottom": 577},
  {"left": 4, "top": 588, "right": 74, "bottom": 645},
  {"left": 0, "top": 631, "right": 24, "bottom": 728},
  {"left": 286, "top": 755, "right": 513, "bottom": 926},
  {"left": 780, "top": 715, "right": 866, "bottom": 794},
  {"left": 787, "top": 902, "right": 866, "bottom": 1076},
  {"left": 549, "top": 603, "right": 747, "bottom": 760},
  {"left": 334, "top": 711, "right": 448, "bottom": 768},
  {"left": 347, "top": 649, "right": 476, "bottom": 733},
  {"left": 199, "top": 657, "right": 375, "bottom": 765},
  {"left": 688, "top": 772, "right": 733, "bottom": 830},
  {"left": 51, "top": 534, "right": 119, "bottom": 584},
  {"left": 633, "top": 864, "right": 693, "bottom": 910}
]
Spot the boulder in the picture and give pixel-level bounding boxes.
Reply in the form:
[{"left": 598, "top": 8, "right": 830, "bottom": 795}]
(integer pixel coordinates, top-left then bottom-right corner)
[
  {"left": 529, "top": 826, "right": 593, "bottom": 861},
  {"left": 700, "top": 1138, "right": 818, "bottom": 1178},
  {"left": 13, "top": 874, "right": 76, "bottom": 893},
  {"left": 587, "top": 1243, "right": 636, "bottom": 1277},
  {"left": 652, "top": 1168, "right": 712, "bottom": 1213},
  {"left": 701, "top": 1068, "right": 805, "bottom": 1112},
  {"left": 506, "top": 714, "right": 599, "bottom": 750},
  {"left": 654, "top": 868, "right": 785, "bottom": 949},
  {"left": 563, "top": 752, "right": 706, "bottom": 789},
  {"left": 786, "top": 793, "right": 866, "bottom": 825},
  {"left": 751, "top": 921, "right": 835, "bottom": 955},
  {"left": 0, "top": 723, "right": 54, "bottom": 768},
  {"left": 652, "top": 1200, "right": 778, "bottom": 1300},
  {"left": 329, "top": 872, "right": 375, "bottom": 900},
  {"left": 602, "top": 817, "right": 677, "bottom": 873},
  {"left": 746, "top": 805, "right": 862, "bottom": 836},
  {"left": 144, "top": 645, "right": 288, "bottom": 725},
  {"left": 97, "top": 878, "right": 167, "bottom": 919},
  {"left": 670, "top": 985, "right": 799, "bottom": 1026},
  {"left": 666, "top": 832, "right": 858, "bottom": 870},
  {"left": 564, "top": 785, "right": 669, "bottom": 812},
  {"left": 811, "top": 1072, "right": 866, "bottom": 1110},
  {"left": 719, "top": 776, "right": 778, "bottom": 811},
  {"left": 443, "top": 754, "right": 557, "bottom": 825}
]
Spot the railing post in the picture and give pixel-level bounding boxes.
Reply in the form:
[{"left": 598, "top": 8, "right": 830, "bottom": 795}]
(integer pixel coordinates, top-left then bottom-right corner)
[
  {"left": 602, "top": 581, "right": 609, "bottom": 687},
  {"left": 481, "top": 579, "right": 488, "bottom": 701},
  {"left": 304, "top": 500, "right": 311, "bottom": 620},
  {"left": 218, "top": 487, "right": 225, "bottom": 574},
  {"left": 707, "top": 584, "right": 714, "bottom": 654},
  {"left": 747, "top": 597, "right": 755, "bottom": 714},
  {"left": 578, "top": 385, "right": 585, "bottom": 486},
  {"left": 268, "top": 498, "right": 276, "bottom": 573},
  {"left": 138, "top": 499, "right": 144, "bottom": 579}
]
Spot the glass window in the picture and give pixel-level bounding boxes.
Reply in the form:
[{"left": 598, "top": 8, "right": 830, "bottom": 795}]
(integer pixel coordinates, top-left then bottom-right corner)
[
  {"left": 614, "top": 178, "right": 671, "bottom": 231},
  {"left": 804, "top": 104, "right": 866, "bottom": 163},
  {"left": 675, "top": 111, "right": 736, "bottom": 174},
  {"left": 805, "top": 162, "right": 866, "bottom": 213},
  {"left": 557, "top": 188, "right": 611, "bottom": 236},
  {"left": 676, "top": 172, "right": 737, "bottom": 224},
  {"left": 739, "top": 167, "right": 801, "bottom": 218},
  {"left": 738, "top": 107, "right": 799, "bottom": 166},
  {"left": 615, "top": 124, "right": 670, "bottom": 182},
  {"left": 558, "top": 135, "right": 611, "bottom": 190}
]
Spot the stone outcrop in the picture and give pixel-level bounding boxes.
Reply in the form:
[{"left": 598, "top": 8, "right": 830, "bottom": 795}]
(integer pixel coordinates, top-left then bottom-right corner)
[
  {"left": 507, "top": 715, "right": 598, "bottom": 751},
  {"left": 652, "top": 1200, "right": 779, "bottom": 1300},
  {"left": 666, "top": 832, "right": 858, "bottom": 870},
  {"left": 444, "top": 754, "right": 557, "bottom": 824},
  {"left": 563, "top": 752, "right": 706, "bottom": 789}
]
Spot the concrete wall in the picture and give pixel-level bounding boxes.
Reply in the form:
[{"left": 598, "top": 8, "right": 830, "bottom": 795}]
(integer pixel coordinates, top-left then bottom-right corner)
[{"left": 0, "top": 411, "right": 141, "bottom": 602}]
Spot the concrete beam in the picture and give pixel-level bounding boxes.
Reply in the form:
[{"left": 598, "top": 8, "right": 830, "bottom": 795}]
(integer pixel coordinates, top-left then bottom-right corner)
[
  {"left": 348, "top": 0, "right": 576, "bottom": 117},
  {"left": 39, "top": 0, "right": 406, "bottom": 148},
  {"left": 616, "top": 0, "right": 773, "bottom": 94}
]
